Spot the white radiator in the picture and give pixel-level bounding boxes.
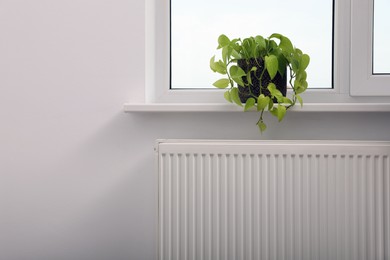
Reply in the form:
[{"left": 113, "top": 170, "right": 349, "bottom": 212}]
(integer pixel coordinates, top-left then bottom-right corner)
[{"left": 156, "top": 140, "right": 390, "bottom": 260}]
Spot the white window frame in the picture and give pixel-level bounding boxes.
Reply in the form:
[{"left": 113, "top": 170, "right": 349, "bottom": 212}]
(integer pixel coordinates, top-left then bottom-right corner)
[
  {"left": 144, "top": 0, "right": 390, "bottom": 105},
  {"left": 350, "top": 0, "right": 390, "bottom": 96}
]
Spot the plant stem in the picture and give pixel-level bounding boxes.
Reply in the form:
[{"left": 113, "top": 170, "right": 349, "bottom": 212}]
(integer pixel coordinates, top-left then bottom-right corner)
[
  {"left": 256, "top": 109, "right": 265, "bottom": 125},
  {"left": 286, "top": 65, "right": 297, "bottom": 110}
]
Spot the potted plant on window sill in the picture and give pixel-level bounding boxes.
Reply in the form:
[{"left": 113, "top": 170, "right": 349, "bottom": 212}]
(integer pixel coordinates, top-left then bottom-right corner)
[{"left": 210, "top": 33, "right": 310, "bottom": 132}]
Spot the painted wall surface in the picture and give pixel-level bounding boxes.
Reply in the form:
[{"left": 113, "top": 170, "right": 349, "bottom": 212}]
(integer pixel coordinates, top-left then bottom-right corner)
[{"left": 0, "top": 1, "right": 389, "bottom": 260}]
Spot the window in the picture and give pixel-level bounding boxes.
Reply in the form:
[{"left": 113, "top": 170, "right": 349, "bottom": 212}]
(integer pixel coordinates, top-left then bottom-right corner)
[
  {"left": 373, "top": 0, "right": 390, "bottom": 73},
  {"left": 144, "top": 0, "right": 390, "bottom": 104},
  {"left": 350, "top": 0, "right": 390, "bottom": 96},
  {"left": 171, "top": 0, "right": 333, "bottom": 90}
]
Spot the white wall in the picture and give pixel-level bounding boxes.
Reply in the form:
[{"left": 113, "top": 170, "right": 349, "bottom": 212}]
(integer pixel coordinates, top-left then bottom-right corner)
[{"left": 0, "top": 1, "right": 389, "bottom": 260}]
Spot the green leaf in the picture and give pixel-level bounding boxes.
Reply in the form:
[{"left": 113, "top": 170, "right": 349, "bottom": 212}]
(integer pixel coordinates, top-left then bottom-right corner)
[
  {"left": 279, "top": 36, "right": 294, "bottom": 54},
  {"left": 246, "top": 71, "right": 252, "bottom": 85},
  {"left": 267, "top": 83, "right": 283, "bottom": 102},
  {"left": 291, "top": 57, "right": 300, "bottom": 72},
  {"left": 269, "top": 33, "right": 282, "bottom": 39},
  {"left": 210, "top": 56, "right": 227, "bottom": 74},
  {"left": 296, "top": 71, "right": 307, "bottom": 82},
  {"left": 230, "top": 87, "right": 243, "bottom": 107},
  {"left": 268, "top": 40, "right": 278, "bottom": 51},
  {"left": 294, "top": 79, "right": 308, "bottom": 94},
  {"left": 257, "top": 121, "right": 267, "bottom": 133},
  {"left": 218, "top": 34, "right": 230, "bottom": 48},
  {"left": 257, "top": 94, "right": 270, "bottom": 111},
  {"left": 300, "top": 54, "right": 310, "bottom": 70},
  {"left": 268, "top": 98, "right": 274, "bottom": 110},
  {"left": 295, "top": 48, "right": 303, "bottom": 55},
  {"left": 222, "top": 46, "right": 229, "bottom": 63},
  {"left": 231, "top": 49, "right": 241, "bottom": 59},
  {"left": 242, "top": 38, "right": 256, "bottom": 59},
  {"left": 244, "top": 97, "right": 256, "bottom": 111},
  {"left": 265, "top": 55, "right": 278, "bottom": 79},
  {"left": 231, "top": 38, "right": 240, "bottom": 44},
  {"left": 296, "top": 94, "right": 303, "bottom": 107},
  {"left": 293, "top": 81, "right": 303, "bottom": 94},
  {"left": 217, "top": 61, "right": 227, "bottom": 74},
  {"left": 254, "top": 36, "right": 266, "bottom": 51},
  {"left": 229, "top": 65, "right": 246, "bottom": 78},
  {"left": 267, "top": 82, "right": 276, "bottom": 92},
  {"left": 282, "top": 97, "right": 293, "bottom": 105},
  {"left": 277, "top": 105, "right": 287, "bottom": 122},
  {"left": 230, "top": 65, "right": 246, "bottom": 86},
  {"left": 270, "top": 107, "right": 278, "bottom": 117},
  {"left": 223, "top": 91, "right": 232, "bottom": 103},
  {"left": 213, "top": 78, "right": 230, "bottom": 89},
  {"left": 210, "top": 56, "right": 217, "bottom": 72},
  {"left": 277, "top": 54, "right": 287, "bottom": 76}
]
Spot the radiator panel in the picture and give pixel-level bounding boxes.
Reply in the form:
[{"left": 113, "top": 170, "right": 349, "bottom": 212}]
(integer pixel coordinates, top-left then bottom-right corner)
[{"left": 157, "top": 140, "right": 390, "bottom": 260}]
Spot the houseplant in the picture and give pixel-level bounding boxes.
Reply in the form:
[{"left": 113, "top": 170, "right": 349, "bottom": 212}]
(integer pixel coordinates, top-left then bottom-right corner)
[{"left": 210, "top": 33, "right": 310, "bottom": 132}]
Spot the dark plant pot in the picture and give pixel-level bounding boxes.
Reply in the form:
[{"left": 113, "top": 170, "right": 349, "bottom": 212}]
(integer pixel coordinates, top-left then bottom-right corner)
[{"left": 237, "top": 58, "right": 287, "bottom": 103}]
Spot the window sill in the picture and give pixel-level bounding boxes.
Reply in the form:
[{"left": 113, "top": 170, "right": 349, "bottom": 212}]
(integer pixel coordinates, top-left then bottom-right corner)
[{"left": 124, "top": 103, "right": 390, "bottom": 112}]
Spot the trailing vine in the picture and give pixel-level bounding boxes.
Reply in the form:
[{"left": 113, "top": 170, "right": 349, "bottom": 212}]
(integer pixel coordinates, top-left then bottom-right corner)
[{"left": 210, "top": 33, "right": 310, "bottom": 132}]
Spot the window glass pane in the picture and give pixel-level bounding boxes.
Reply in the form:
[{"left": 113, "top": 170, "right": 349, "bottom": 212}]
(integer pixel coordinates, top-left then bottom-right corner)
[
  {"left": 171, "top": 0, "right": 333, "bottom": 89},
  {"left": 373, "top": 0, "right": 390, "bottom": 74}
]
